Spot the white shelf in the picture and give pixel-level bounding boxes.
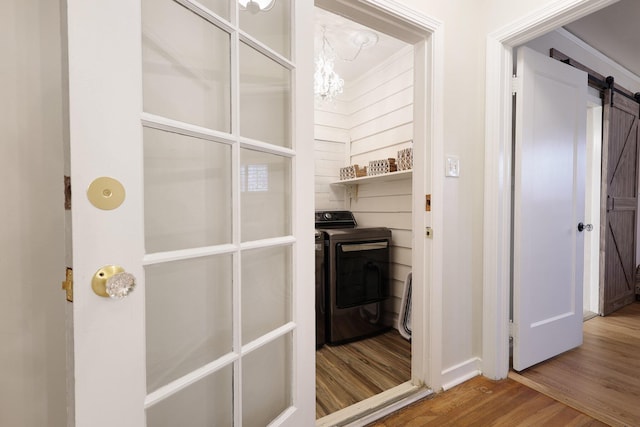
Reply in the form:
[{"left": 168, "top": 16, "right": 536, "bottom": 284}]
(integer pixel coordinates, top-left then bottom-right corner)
[{"left": 331, "top": 169, "right": 412, "bottom": 186}]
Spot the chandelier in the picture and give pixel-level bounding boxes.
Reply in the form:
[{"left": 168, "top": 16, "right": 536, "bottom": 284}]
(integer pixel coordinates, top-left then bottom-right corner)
[
  {"left": 314, "top": 30, "right": 344, "bottom": 102},
  {"left": 239, "top": 0, "right": 275, "bottom": 13},
  {"left": 314, "top": 27, "right": 378, "bottom": 102}
]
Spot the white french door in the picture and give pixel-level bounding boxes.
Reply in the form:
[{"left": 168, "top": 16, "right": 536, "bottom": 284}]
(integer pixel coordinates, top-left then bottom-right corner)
[
  {"left": 512, "top": 46, "right": 587, "bottom": 371},
  {"left": 67, "top": 0, "right": 314, "bottom": 425}
]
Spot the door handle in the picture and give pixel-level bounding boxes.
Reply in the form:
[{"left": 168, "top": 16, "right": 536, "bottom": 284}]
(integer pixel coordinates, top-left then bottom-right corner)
[
  {"left": 92, "top": 265, "right": 136, "bottom": 299},
  {"left": 577, "top": 222, "right": 593, "bottom": 232}
]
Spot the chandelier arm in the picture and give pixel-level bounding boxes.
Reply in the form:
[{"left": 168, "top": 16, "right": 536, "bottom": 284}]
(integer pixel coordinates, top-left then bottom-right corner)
[{"left": 340, "top": 43, "right": 364, "bottom": 62}]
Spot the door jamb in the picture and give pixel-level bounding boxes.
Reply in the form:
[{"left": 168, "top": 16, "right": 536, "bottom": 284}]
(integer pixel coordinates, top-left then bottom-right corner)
[{"left": 482, "top": 0, "right": 620, "bottom": 380}]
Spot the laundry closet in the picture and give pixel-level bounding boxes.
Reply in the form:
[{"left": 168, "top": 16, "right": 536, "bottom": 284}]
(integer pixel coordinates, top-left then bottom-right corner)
[{"left": 313, "top": 6, "right": 415, "bottom": 418}]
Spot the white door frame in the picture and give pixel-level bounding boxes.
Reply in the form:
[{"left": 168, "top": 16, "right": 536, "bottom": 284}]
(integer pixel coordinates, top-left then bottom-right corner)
[
  {"left": 482, "top": 0, "right": 620, "bottom": 380},
  {"left": 315, "top": 0, "right": 444, "bottom": 399},
  {"left": 584, "top": 89, "right": 603, "bottom": 315}
]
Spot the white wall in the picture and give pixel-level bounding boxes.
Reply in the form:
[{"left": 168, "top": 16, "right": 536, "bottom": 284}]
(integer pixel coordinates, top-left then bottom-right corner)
[
  {"left": 391, "top": 0, "right": 489, "bottom": 384},
  {"left": 314, "top": 98, "right": 349, "bottom": 210},
  {"left": 0, "top": 0, "right": 67, "bottom": 425},
  {"left": 391, "top": 0, "right": 629, "bottom": 387},
  {"left": 348, "top": 47, "right": 414, "bottom": 166}
]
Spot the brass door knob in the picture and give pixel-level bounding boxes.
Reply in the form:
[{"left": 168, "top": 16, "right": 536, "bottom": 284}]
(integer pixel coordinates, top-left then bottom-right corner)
[{"left": 92, "top": 265, "right": 136, "bottom": 299}]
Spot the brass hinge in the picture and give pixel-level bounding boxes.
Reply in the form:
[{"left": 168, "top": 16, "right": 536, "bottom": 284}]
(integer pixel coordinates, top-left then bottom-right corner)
[
  {"left": 62, "top": 267, "right": 73, "bottom": 302},
  {"left": 64, "top": 176, "right": 71, "bottom": 210}
]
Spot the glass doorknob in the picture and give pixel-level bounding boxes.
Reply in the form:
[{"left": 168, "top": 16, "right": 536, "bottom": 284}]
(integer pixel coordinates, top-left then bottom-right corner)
[
  {"left": 92, "top": 265, "right": 136, "bottom": 299},
  {"left": 577, "top": 222, "right": 594, "bottom": 232}
]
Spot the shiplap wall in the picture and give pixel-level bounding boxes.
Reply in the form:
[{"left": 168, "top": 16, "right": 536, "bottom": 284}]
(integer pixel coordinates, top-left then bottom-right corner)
[
  {"left": 314, "top": 45, "right": 414, "bottom": 328},
  {"left": 314, "top": 99, "right": 349, "bottom": 210}
]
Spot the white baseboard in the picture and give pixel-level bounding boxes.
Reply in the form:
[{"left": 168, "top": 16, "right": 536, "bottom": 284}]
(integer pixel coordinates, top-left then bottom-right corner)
[{"left": 440, "top": 357, "right": 482, "bottom": 391}]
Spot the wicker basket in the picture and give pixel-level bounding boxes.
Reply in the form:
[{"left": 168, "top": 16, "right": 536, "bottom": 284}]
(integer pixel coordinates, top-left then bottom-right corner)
[
  {"left": 368, "top": 158, "right": 397, "bottom": 176},
  {"left": 339, "top": 164, "right": 367, "bottom": 180},
  {"left": 397, "top": 147, "right": 413, "bottom": 171}
]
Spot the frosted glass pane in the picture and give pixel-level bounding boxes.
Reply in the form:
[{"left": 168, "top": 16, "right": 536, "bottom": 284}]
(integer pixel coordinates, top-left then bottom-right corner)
[
  {"left": 242, "top": 246, "right": 291, "bottom": 343},
  {"left": 142, "top": 0, "right": 231, "bottom": 132},
  {"left": 240, "top": 0, "right": 291, "bottom": 59},
  {"left": 240, "top": 149, "right": 291, "bottom": 242},
  {"left": 240, "top": 43, "right": 291, "bottom": 147},
  {"left": 242, "top": 334, "right": 292, "bottom": 427},
  {"left": 146, "top": 366, "right": 232, "bottom": 427},
  {"left": 144, "top": 127, "right": 232, "bottom": 253},
  {"left": 197, "top": 0, "right": 229, "bottom": 20},
  {"left": 146, "top": 255, "right": 232, "bottom": 393}
]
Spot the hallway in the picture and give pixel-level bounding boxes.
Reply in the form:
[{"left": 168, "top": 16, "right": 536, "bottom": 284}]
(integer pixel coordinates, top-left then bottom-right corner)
[{"left": 369, "top": 375, "right": 603, "bottom": 426}]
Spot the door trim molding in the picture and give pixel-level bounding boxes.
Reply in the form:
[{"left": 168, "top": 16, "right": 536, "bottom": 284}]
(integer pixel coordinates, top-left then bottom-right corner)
[
  {"left": 482, "top": 0, "right": 619, "bottom": 380},
  {"left": 314, "top": 0, "right": 444, "bottom": 418},
  {"left": 360, "top": 0, "right": 445, "bottom": 393}
]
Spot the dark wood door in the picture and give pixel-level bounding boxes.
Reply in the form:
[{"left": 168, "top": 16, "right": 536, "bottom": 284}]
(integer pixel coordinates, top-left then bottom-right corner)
[{"left": 600, "top": 89, "right": 640, "bottom": 315}]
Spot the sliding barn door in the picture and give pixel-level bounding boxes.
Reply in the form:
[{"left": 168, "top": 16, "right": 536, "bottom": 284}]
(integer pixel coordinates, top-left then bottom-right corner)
[{"left": 600, "top": 88, "right": 640, "bottom": 315}]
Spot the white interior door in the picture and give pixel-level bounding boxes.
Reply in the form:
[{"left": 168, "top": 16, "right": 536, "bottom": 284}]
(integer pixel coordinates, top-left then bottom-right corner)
[
  {"left": 67, "top": 1, "right": 314, "bottom": 425},
  {"left": 512, "top": 46, "right": 587, "bottom": 372}
]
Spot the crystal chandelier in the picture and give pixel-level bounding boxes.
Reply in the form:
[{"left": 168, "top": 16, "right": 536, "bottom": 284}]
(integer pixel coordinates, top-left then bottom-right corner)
[
  {"left": 314, "top": 27, "right": 378, "bottom": 102},
  {"left": 314, "top": 41, "right": 344, "bottom": 102},
  {"left": 314, "top": 28, "right": 344, "bottom": 102}
]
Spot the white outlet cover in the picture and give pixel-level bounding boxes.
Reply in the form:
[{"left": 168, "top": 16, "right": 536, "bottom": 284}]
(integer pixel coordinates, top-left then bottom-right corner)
[{"left": 445, "top": 155, "right": 460, "bottom": 177}]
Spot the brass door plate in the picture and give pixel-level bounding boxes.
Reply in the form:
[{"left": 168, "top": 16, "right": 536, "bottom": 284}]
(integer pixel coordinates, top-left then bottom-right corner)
[
  {"left": 87, "top": 177, "right": 125, "bottom": 210},
  {"left": 92, "top": 265, "right": 125, "bottom": 297}
]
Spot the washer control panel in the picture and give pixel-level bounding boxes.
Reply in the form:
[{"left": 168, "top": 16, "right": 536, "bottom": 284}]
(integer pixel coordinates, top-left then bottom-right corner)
[{"left": 314, "top": 210, "right": 357, "bottom": 229}]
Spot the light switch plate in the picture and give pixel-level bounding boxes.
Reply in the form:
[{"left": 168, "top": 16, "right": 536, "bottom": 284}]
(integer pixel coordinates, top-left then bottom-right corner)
[{"left": 445, "top": 155, "right": 460, "bottom": 177}]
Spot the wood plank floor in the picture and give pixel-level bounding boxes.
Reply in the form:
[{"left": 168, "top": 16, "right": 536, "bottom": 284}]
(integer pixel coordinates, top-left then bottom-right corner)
[
  {"left": 316, "top": 330, "right": 411, "bottom": 418},
  {"left": 369, "top": 375, "right": 605, "bottom": 426},
  {"left": 511, "top": 302, "right": 640, "bottom": 427}
]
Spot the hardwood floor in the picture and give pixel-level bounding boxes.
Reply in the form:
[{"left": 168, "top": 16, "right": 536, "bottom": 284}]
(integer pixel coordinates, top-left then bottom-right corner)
[
  {"left": 511, "top": 302, "right": 640, "bottom": 427},
  {"left": 369, "top": 375, "right": 605, "bottom": 426},
  {"left": 316, "top": 329, "right": 411, "bottom": 418},
  {"left": 320, "top": 304, "right": 640, "bottom": 425}
]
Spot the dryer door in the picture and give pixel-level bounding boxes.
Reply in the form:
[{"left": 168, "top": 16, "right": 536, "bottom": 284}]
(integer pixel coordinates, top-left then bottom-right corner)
[{"left": 335, "top": 240, "right": 389, "bottom": 308}]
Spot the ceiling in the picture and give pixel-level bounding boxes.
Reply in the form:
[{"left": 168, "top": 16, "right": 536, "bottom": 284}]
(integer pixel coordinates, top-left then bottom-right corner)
[
  {"left": 562, "top": 0, "right": 640, "bottom": 77},
  {"left": 314, "top": 7, "right": 408, "bottom": 83},
  {"left": 315, "top": 1, "right": 640, "bottom": 88}
]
